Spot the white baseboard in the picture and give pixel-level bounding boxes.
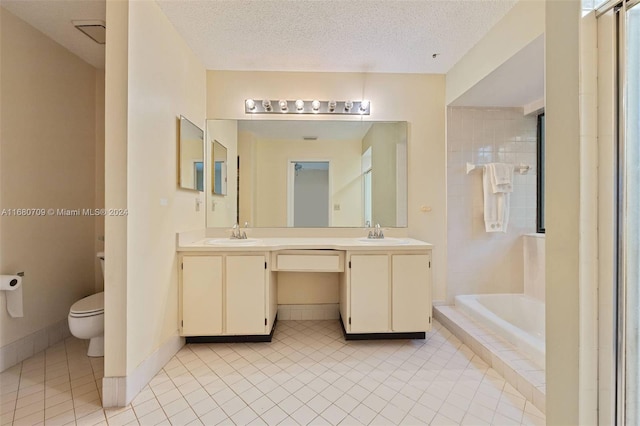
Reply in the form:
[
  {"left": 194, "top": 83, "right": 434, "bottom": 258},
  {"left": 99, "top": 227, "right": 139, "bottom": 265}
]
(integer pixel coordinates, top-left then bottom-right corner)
[
  {"left": 0, "top": 318, "right": 71, "bottom": 372},
  {"left": 277, "top": 304, "right": 339, "bottom": 321},
  {"left": 102, "top": 334, "right": 184, "bottom": 407}
]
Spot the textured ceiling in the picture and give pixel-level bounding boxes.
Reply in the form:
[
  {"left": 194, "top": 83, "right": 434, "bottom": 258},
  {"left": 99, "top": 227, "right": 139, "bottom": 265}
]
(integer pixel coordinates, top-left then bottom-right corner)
[
  {"left": 156, "top": 0, "right": 518, "bottom": 74},
  {"left": 2, "top": 0, "right": 105, "bottom": 69},
  {"left": 1, "top": 0, "right": 518, "bottom": 74}
]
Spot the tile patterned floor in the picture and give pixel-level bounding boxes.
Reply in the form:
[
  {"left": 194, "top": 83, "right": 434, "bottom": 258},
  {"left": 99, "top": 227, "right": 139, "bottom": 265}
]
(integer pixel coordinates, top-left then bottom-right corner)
[{"left": 0, "top": 320, "right": 545, "bottom": 425}]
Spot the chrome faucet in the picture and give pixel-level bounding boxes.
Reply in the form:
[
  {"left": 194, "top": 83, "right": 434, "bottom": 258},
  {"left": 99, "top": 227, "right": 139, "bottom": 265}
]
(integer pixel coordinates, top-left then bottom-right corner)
[
  {"left": 368, "top": 223, "right": 384, "bottom": 239},
  {"left": 230, "top": 223, "right": 247, "bottom": 239}
]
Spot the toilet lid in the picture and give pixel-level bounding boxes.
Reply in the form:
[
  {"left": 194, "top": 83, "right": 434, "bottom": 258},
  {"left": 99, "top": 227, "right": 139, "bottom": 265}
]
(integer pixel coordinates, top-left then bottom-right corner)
[{"left": 70, "top": 292, "right": 104, "bottom": 315}]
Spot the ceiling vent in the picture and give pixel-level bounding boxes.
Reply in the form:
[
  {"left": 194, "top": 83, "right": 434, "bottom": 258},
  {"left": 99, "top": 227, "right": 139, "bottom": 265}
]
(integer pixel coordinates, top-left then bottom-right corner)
[
  {"left": 73, "top": 20, "right": 106, "bottom": 44},
  {"left": 303, "top": 136, "right": 318, "bottom": 141}
]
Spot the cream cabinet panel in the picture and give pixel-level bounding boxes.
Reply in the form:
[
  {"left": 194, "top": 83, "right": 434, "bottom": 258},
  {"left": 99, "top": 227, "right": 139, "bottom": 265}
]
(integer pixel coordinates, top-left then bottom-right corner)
[
  {"left": 226, "top": 255, "right": 266, "bottom": 335},
  {"left": 181, "top": 256, "right": 223, "bottom": 336},
  {"left": 349, "top": 254, "right": 389, "bottom": 333},
  {"left": 392, "top": 254, "right": 431, "bottom": 332}
]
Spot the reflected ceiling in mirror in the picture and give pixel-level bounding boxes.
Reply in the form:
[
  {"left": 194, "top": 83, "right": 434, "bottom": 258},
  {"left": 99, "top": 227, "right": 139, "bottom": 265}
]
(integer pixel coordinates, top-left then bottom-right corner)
[{"left": 206, "top": 119, "right": 408, "bottom": 228}]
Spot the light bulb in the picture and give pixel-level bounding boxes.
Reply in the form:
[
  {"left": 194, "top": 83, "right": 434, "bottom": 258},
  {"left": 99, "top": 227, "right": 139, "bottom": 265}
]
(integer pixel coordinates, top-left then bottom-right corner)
[
  {"left": 262, "top": 100, "right": 272, "bottom": 111},
  {"left": 344, "top": 100, "right": 354, "bottom": 111},
  {"left": 295, "top": 99, "right": 305, "bottom": 111},
  {"left": 312, "top": 100, "right": 321, "bottom": 112},
  {"left": 360, "top": 100, "right": 370, "bottom": 112},
  {"left": 279, "top": 99, "right": 288, "bottom": 112},
  {"left": 245, "top": 99, "right": 256, "bottom": 111},
  {"left": 328, "top": 100, "right": 337, "bottom": 112}
]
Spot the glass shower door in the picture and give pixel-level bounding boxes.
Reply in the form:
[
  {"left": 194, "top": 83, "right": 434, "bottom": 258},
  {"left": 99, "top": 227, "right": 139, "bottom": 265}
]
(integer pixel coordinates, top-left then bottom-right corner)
[{"left": 621, "top": 1, "right": 640, "bottom": 423}]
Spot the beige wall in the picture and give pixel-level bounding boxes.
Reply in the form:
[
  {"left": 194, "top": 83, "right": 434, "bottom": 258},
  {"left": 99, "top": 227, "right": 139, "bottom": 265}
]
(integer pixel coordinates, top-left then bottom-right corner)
[
  {"left": 0, "top": 8, "right": 98, "bottom": 347},
  {"left": 206, "top": 71, "right": 447, "bottom": 301},
  {"left": 95, "top": 70, "right": 105, "bottom": 292},
  {"left": 545, "top": 0, "right": 581, "bottom": 423},
  {"left": 206, "top": 120, "right": 237, "bottom": 228},
  {"left": 104, "top": 0, "right": 129, "bottom": 378},
  {"left": 104, "top": 0, "right": 206, "bottom": 377},
  {"left": 251, "top": 138, "right": 362, "bottom": 227},
  {"left": 446, "top": 0, "right": 545, "bottom": 105}
]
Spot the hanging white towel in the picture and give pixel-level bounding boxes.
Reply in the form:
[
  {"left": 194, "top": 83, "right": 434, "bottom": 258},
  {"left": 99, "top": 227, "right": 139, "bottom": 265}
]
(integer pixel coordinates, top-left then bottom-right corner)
[
  {"left": 487, "top": 163, "right": 514, "bottom": 194},
  {"left": 483, "top": 166, "right": 510, "bottom": 233}
]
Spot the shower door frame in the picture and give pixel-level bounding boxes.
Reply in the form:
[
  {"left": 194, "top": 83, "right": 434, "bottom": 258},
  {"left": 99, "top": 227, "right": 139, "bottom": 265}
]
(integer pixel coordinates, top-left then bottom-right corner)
[{"left": 597, "top": 0, "right": 640, "bottom": 424}]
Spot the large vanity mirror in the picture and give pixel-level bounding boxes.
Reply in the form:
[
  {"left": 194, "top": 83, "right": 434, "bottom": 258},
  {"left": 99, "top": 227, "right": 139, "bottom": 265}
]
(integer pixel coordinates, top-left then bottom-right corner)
[
  {"left": 206, "top": 119, "right": 408, "bottom": 228},
  {"left": 178, "top": 116, "right": 204, "bottom": 191}
]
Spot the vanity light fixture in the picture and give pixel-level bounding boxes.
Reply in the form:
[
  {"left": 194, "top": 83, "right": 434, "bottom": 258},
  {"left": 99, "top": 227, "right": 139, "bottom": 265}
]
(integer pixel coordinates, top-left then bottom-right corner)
[
  {"left": 344, "top": 100, "right": 354, "bottom": 112},
  {"left": 244, "top": 99, "right": 370, "bottom": 115}
]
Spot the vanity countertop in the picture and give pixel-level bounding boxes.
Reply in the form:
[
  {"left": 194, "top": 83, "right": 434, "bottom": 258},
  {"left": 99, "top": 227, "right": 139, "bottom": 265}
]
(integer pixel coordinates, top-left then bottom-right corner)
[{"left": 177, "top": 237, "right": 432, "bottom": 252}]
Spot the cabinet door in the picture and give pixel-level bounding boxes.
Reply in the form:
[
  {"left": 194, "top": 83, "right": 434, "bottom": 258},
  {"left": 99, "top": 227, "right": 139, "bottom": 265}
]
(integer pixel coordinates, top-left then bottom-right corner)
[
  {"left": 181, "top": 256, "right": 223, "bottom": 335},
  {"left": 392, "top": 254, "right": 430, "bottom": 332},
  {"left": 226, "top": 255, "right": 266, "bottom": 335},
  {"left": 350, "top": 254, "right": 390, "bottom": 333}
]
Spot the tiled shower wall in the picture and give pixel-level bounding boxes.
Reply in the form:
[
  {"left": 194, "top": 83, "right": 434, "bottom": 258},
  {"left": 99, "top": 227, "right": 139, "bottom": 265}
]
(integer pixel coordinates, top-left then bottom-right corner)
[{"left": 447, "top": 107, "right": 537, "bottom": 303}]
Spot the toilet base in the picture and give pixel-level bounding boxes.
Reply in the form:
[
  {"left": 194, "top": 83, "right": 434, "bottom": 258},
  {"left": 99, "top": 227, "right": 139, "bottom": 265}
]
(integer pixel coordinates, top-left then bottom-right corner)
[{"left": 87, "top": 336, "right": 104, "bottom": 357}]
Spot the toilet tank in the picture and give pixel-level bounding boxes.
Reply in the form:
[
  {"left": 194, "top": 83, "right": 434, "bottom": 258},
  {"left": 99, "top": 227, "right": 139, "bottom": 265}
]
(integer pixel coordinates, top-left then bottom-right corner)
[{"left": 97, "top": 252, "right": 105, "bottom": 278}]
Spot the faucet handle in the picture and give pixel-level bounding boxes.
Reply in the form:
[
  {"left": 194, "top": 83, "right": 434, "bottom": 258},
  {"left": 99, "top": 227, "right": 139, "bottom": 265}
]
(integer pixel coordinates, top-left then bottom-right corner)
[{"left": 244, "top": 221, "right": 250, "bottom": 228}]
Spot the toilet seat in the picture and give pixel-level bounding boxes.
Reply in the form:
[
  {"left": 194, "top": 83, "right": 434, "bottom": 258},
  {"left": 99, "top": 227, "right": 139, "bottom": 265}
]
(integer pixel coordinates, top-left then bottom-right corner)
[{"left": 70, "top": 292, "right": 104, "bottom": 318}]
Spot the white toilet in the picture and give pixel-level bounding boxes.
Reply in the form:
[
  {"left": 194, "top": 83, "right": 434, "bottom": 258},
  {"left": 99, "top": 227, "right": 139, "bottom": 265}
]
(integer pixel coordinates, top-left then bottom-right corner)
[{"left": 68, "top": 252, "right": 105, "bottom": 357}]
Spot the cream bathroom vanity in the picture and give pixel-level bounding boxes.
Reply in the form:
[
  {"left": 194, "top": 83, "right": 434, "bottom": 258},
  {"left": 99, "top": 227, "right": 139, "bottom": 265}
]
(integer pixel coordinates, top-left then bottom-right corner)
[{"left": 178, "top": 238, "right": 432, "bottom": 342}]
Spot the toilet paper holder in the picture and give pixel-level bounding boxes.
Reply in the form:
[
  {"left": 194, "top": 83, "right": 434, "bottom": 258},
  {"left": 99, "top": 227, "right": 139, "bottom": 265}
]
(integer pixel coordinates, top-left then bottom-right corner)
[
  {"left": 1, "top": 271, "right": 25, "bottom": 318},
  {"left": 11, "top": 272, "right": 24, "bottom": 286}
]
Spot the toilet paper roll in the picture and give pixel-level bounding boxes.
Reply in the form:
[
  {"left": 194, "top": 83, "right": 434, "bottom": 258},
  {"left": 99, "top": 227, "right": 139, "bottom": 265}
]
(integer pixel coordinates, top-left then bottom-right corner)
[{"left": 0, "top": 275, "right": 23, "bottom": 318}]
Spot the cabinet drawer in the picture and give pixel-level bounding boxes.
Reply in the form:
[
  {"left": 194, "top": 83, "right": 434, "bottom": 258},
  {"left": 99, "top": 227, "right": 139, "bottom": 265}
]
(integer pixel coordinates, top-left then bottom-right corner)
[{"left": 275, "top": 253, "right": 344, "bottom": 272}]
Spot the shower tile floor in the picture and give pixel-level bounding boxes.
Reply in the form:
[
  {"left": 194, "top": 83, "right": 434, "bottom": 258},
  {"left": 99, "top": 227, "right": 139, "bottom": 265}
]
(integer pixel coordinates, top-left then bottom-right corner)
[{"left": 0, "top": 320, "right": 545, "bottom": 425}]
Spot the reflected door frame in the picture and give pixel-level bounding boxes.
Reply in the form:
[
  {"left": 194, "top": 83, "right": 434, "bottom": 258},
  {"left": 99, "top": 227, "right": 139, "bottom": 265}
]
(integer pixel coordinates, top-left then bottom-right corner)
[{"left": 286, "top": 159, "right": 332, "bottom": 227}]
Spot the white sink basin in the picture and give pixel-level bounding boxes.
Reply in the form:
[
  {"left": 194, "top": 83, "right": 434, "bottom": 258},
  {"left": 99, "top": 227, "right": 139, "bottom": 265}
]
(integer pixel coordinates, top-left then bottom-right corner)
[
  {"left": 356, "top": 237, "right": 409, "bottom": 245},
  {"left": 205, "top": 238, "right": 262, "bottom": 246}
]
